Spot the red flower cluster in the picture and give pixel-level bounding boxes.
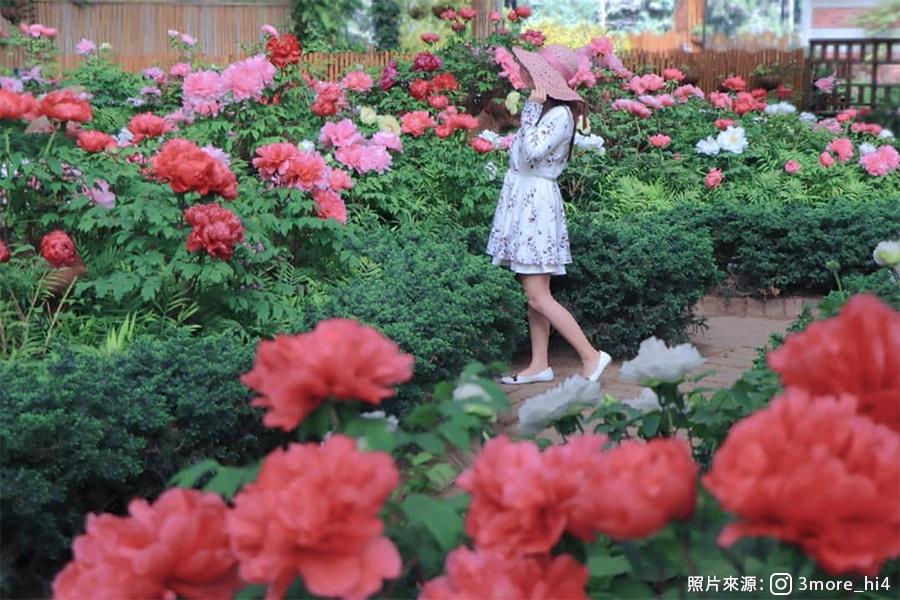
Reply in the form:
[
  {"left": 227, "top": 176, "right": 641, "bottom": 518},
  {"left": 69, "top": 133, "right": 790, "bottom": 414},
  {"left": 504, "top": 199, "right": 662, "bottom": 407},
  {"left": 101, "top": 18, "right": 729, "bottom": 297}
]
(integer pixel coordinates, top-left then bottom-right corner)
[
  {"left": 0, "top": 89, "right": 37, "bottom": 120},
  {"left": 705, "top": 295, "right": 900, "bottom": 575},
  {"left": 420, "top": 547, "right": 588, "bottom": 600},
  {"left": 76, "top": 130, "right": 116, "bottom": 153},
  {"left": 470, "top": 137, "right": 493, "bottom": 153},
  {"left": 408, "top": 72, "right": 458, "bottom": 105},
  {"left": 775, "top": 85, "right": 793, "bottom": 100},
  {"left": 435, "top": 106, "right": 478, "bottom": 138},
  {"left": 184, "top": 203, "right": 244, "bottom": 261},
  {"left": 227, "top": 435, "right": 402, "bottom": 599},
  {"left": 508, "top": 5, "right": 532, "bottom": 21},
  {"left": 311, "top": 81, "right": 347, "bottom": 117},
  {"left": 40, "top": 230, "right": 76, "bottom": 268},
  {"left": 732, "top": 91, "right": 767, "bottom": 115},
  {"left": 241, "top": 318, "right": 414, "bottom": 431},
  {"left": 413, "top": 51, "right": 444, "bottom": 72},
  {"left": 0, "top": 239, "right": 10, "bottom": 263},
  {"left": 520, "top": 29, "right": 545, "bottom": 47},
  {"left": 127, "top": 112, "right": 171, "bottom": 143},
  {"left": 39, "top": 89, "right": 92, "bottom": 123},
  {"left": 53, "top": 488, "right": 241, "bottom": 600},
  {"left": 266, "top": 33, "right": 301, "bottom": 68},
  {"left": 721, "top": 74, "right": 747, "bottom": 92},
  {"left": 152, "top": 138, "right": 238, "bottom": 199}
]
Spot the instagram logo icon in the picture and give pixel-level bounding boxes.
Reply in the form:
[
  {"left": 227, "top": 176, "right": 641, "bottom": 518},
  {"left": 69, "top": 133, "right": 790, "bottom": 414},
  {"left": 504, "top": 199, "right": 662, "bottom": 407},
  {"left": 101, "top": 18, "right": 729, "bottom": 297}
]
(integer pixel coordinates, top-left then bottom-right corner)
[{"left": 769, "top": 573, "right": 793, "bottom": 596}]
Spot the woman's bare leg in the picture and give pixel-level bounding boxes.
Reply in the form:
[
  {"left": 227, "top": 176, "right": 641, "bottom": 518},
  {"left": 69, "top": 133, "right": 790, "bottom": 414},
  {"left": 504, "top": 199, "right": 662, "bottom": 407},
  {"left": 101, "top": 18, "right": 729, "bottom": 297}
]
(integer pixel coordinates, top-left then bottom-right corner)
[
  {"left": 521, "top": 274, "right": 601, "bottom": 377},
  {"left": 517, "top": 303, "right": 551, "bottom": 376}
]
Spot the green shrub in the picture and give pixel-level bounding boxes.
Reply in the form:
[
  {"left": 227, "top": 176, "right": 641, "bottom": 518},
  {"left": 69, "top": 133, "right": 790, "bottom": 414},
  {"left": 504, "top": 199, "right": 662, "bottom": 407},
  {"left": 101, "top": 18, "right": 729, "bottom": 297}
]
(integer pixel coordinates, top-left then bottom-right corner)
[
  {"left": 658, "top": 198, "right": 900, "bottom": 295},
  {"left": 0, "top": 333, "right": 277, "bottom": 599},
  {"left": 310, "top": 227, "right": 527, "bottom": 411},
  {"left": 554, "top": 213, "right": 718, "bottom": 357}
]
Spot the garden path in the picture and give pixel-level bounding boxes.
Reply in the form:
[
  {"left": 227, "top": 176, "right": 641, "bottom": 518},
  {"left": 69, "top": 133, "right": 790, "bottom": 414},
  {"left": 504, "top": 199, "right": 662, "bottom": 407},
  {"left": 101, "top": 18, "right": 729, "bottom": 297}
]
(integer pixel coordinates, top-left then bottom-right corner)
[{"left": 497, "top": 295, "right": 819, "bottom": 431}]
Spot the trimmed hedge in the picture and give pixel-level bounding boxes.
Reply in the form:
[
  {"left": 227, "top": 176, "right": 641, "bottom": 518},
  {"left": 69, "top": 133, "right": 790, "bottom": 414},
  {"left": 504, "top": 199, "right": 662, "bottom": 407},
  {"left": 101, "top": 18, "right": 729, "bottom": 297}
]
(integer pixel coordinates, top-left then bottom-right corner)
[
  {"left": 312, "top": 227, "right": 528, "bottom": 410},
  {"left": 0, "top": 334, "right": 277, "bottom": 599}
]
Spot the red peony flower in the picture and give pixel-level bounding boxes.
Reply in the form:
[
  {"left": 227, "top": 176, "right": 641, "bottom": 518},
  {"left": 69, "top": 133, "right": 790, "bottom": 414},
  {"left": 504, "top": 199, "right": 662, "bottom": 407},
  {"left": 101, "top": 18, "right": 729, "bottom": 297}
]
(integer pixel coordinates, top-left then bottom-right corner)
[
  {"left": 39, "top": 89, "right": 92, "bottom": 123},
  {"left": 412, "top": 52, "right": 443, "bottom": 72},
  {"left": 241, "top": 318, "right": 414, "bottom": 431},
  {"left": 715, "top": 118, "right": 734, "bottom": 130},
  {"left": 663, "top": 68, "right": 685, "bottom": 82},
  {"left": 515, "top": 5, "right": 533, "bottom": 19},
  {"left": 451, "top": 22, "right": 467, "bottom": 33},
  {"left": 775, "top": 85, "right": 793, "bottom": 100},
  {"left": 420, "top": 547, "right": 588, "bottom": 600},
  {"left": 767, "top": 294, "right": 900, "bottom": 431},
  {"left": 266, "top": 34, "right": 301, "bottom": 68},
  {"left": 721, "top": 75, "right": 746, "bottom": 92},
  {"left": 459, "top": 7, "right": 477, "bottom": 21},
  {"left": 704, "top": 388, "right": 900, "bottom": 575},
  {"left": 0, "top": 89, "right": 37, "bottom": 120},
  {"left": 649, "top": 133, "right": 671, "bottom": 148},
  {"left": 428, "top": 94, "right": 449, "bottom": 110},
  {"left": 52, "top": 488, "right": 240, "bottom": 600},
  {"left": 127, "top": 112, "right": 171, "bottom": 143},
  {"left": 227, "top": 435, "right": 402, "bottom": 599},
  {"left": 284, "top": 151, "right": 328, "bottom": 191},
  {"left": 76, "top": 130, "right": 116, "bottom": 152},
  {"left": 705, "top": 167, "right": 723, "bottom": 189},
  {"left": 732, "top": 92, "right": 759, "bottom": 116},
  {"left": 312, "top": 188, "right": 347, "bottom": 225},
  {"left": 0, "top": 239, "right": 10, "bottom": 263},
  {"left": 448, "top": 113, "right": 478, "bottom": 130},
  {"left": 184, "top": 203, "right": 244, "bottom": 260},
  {"left": 560, "top": 438, "right": 698, "bottom": 541},
  {"left": 520, "top": 29, "right": 546, "bottom": 46},
  {"left": 152, "top": 138, "right": 238, "bottom": 199},
  {"left": 435, "top": 123, "right": 453, "bottom": 138},
  {"left": 40, "top": 230, "right": 76, "bottom": 268},
  {"left": 410, "top": 78, "right": 432, "bottom": 101},
  {"left": 431, "top": 72, "right": 459, "bottom": 92},
  {"left": 421, "top": 32, "right": 440, "bottom": 44},
  {"left": 470, "top": 137, "right": 494, "bottom": 153},
  {"left": 400, "top": 110, "right": 436, "bottom": 137}
]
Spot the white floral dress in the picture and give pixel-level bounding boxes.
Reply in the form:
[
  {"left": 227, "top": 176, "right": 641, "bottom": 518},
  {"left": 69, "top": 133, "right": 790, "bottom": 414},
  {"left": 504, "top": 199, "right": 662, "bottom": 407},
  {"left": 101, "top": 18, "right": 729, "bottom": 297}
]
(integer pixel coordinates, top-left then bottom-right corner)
[{"left": 486, "top": 100, "right": 573, "bottom": 276}]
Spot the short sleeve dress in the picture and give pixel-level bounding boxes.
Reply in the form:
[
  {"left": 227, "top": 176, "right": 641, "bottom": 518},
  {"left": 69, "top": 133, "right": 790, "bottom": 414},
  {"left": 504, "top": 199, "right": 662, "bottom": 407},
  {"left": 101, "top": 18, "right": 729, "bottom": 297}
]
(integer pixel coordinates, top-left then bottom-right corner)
[{"left": 485, "top": 99, "right": 574, "bottom": 276}]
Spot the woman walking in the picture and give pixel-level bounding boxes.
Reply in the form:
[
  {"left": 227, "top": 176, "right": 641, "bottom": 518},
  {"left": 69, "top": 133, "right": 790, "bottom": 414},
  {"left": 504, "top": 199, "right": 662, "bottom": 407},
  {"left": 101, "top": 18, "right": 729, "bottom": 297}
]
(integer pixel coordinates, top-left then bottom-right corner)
[{"left": 486, "top": 44, "right": 611, "bottom": 385}]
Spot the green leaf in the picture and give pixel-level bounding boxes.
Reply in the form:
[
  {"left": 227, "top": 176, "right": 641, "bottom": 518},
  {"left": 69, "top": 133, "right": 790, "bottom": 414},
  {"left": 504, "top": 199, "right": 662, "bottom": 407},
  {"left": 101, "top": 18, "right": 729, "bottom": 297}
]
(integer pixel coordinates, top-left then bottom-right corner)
[
  {"left": 438, "top": 422, "right": 470, "bottom": 450},
  {"left": 204, "top": 464, "right": 260, "bottom": 500},
  {"left": 167, "top": 459, "right": 221, "bottom": 489},
  {"left": 641, "top": 412, "right": 662, "bottom": 437},
  {"left": 588, "top": 554, "right": 632, "bottom": 579},
  {"left": 425, "top": 462, "right": 457, "bottom": 489},
  {"left": 401, "top": 493, "right": 464, "bottom": 551},
  {"left": 413, "top": 432, "right": 445, "bottom": 453}
]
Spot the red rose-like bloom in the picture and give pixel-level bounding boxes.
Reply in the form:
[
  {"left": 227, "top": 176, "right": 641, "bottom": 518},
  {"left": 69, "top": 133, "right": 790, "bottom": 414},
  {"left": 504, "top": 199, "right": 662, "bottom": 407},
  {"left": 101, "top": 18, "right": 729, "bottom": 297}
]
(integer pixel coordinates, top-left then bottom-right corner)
[
  {"left": 704, "top": 388, "right": 900, "bottom": 575},
  {"left": 715, "top": 118, "right": 734, "bottom": 130},
  {"left": 52, "top": 488, "right": 240, "bottom": 600},
  {"left": 470, "top": 137, "right": 494, "bottom": 153},
  {"left": 767, "top": 294, "right": 900, "bottom": 431},
  {"left": 0, "top": 89, "right": 37, "bottom": 120},
  {"left": 420, "top": 547, "right": 588, "bottom": 600},
  {"left": 733, "top": 92, "right": 759, "bottom": 116},
  {"left": 562, "top": 438, "right": 698, "bottom": 541},
  {"left": 410, "top": 78, "right": 432, "bottom": 101},
  {"left": 435, "top": 123, "right": 453, "bottom": 138},
  {"left": 227, "top": 435, "right": 402, "bottom": 599},
  {"left": 459, "top": 7, "right": 477, "bottom": 20},
  {"left": 77, "top": 130, "right": 116, "bottom": 152},
  {"left": 40, "top": 230, "right": 76, "bottom": 268},
  {"left": 515, "top": 5, "right": 533, "bottom": 18},
  {"left": 127, "top": 112, "right": 171, "bottom": 143},
  {"left": 775, "top": 85, "right": 793, "bottom": 99},
  {"left": 0, "top": 239, "right": 10, "bottom": 263},
  {"left": 152, "top": 138, "right": 238, "bottom": 199},
  {"left": 431, "top": 72, "right": 459, "bottom": 92},
  {"left": 266, "top": 34, "right": 301, "bottom": 68},
  {"left": 412, "top": 52, "right": 443, "bottom": 72},
  {"left": 241, "top": 318, "right": 414, "bottom": 431},
  {"left": 312, "top": 188, "right": 347, "bottom": 225},
  {"left": 39, "top": 89, "right": 92, "bottom": 123},
  {"left": 721, "top": 75, "right": 746, "bottom": 92},
  {"left": 184, "top": 203, "right": 244, "bottom": 260},
  {"left": 400, "top": 110, "right": 436, "bottom": 137},
  {"left": 428, "top": 94, "right": 449, "bottom": 110}
]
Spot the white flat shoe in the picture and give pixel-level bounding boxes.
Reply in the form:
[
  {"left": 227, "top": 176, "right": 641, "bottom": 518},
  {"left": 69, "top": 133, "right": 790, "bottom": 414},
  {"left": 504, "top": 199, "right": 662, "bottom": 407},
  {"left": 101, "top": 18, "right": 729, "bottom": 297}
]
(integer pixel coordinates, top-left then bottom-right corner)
[
  {"left": 587, "top": 351, "right": 612, "bottom": 383},
  {"left": 501, "top": 367, "right": 554, "bottom": 385}
]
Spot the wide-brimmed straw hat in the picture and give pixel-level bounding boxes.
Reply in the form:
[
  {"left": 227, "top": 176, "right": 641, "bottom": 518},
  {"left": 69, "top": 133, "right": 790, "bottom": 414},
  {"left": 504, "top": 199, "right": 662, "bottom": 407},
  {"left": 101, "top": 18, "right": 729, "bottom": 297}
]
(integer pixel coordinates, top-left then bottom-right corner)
[{"left": 512, "top": 44, "right": 585, "bottom": 104}]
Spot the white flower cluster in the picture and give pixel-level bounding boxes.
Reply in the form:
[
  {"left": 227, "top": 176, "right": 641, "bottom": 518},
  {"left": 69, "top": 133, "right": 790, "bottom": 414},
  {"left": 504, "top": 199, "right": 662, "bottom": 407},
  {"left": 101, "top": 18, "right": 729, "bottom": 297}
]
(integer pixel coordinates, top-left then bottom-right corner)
[
  {"left": 763, "top": 101, "right": 797, "bottom": 115},
  {"left": 360, "top": 410, "right": 400, "bottom": 433},
  {"left": 517, "top": 375, "right": 602, "bottom": 436},
  {"left": 695, "top": 126, "right": 749, "bottom": 156},
  {"left": 799, "top": 112, "right": 818, "bottom": 124},
  {"left": 620, "top": 337, "right": 704, "bottom": 384},
  {"left": 574, "top": 133, "right": 606, "bottom": 154},
  {"left": 622, "top": 388, "right": 661, "bottom": 413}
]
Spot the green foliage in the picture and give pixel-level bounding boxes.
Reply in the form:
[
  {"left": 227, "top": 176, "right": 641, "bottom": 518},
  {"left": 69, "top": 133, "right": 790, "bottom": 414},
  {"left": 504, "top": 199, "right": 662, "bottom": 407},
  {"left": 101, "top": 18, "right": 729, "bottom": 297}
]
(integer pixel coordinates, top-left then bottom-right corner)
[
  {"left": 0, "top": 333, "right": 278, "bottom": 598},
  {"left": 555, "top": 213, "right": 718, "bottom": 357},
  {"left": 291, "top": 0, "right": 365, "bottom": 51},
  {"left": 309, "top": 226, "right": 527, "bottom": 411},
  {"left": 371, "top": 0, "right": 401, "bottom": 50}
]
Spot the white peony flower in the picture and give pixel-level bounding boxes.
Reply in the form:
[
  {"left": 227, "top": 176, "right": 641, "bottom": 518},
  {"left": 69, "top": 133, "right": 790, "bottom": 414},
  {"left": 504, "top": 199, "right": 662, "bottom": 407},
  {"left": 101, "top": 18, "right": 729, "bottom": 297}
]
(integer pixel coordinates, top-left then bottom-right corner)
[
  {"left": 453, "top": 382, "right": 491, "bottom": 403},
  {"left": 695, "top": 135, "right": 720, "bottom": 156},
  {"left": 622, "top": 388, "right": 661, "bottom": 413},
  {"left": 574, "top": 133, "right": 606, "bottom": 154},
  {"left": 115, "top": 128, "right": 134, "bottom": 145},
  {"left": 360, "top": 410, "right": 399, "bottom": 433},
  {"left": 873, "top": 240, "right": 900, "bottom": 268},
  {"left": 359, "top": 106, "right": 377, "bottom": 125},
  {"left": 505, "top": 91, "right": 522, "bottom": 115},
  {"left": 764, "top": 101, "right": 797, "bottom": 115},
  {"left": 878, "top": 129, "right": 895, "bottom": 139},
  {"left": 799, "top": 112, "right": 818, "bottom": 124},
  {"left": 716, "top": 126, "right": 749, "bottom": 154},
  {"left": 859, "top": 142, "right": 878, "bottom": 157},
  {"left": 298, "top": 139, "right": 315, "bottom": 152},
  {"left": 620, "top": 337, "right": 705, "bottom": 384},
  {"left": 478, "top": 129, "right": 502, "bottom": 148},
  {"left": 484, "top": 160, "right": 498, "bottom": 180},
  {"left": 517, "top": 375, "right": 602, "bottom": 436}
]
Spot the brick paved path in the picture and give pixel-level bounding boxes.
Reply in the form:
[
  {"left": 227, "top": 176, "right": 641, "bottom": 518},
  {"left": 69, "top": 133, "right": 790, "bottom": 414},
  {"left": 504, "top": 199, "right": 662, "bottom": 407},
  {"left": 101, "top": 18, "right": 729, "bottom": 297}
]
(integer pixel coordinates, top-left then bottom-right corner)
[{"left": 499, "top": 295, "right": 818, "bottom": 427}]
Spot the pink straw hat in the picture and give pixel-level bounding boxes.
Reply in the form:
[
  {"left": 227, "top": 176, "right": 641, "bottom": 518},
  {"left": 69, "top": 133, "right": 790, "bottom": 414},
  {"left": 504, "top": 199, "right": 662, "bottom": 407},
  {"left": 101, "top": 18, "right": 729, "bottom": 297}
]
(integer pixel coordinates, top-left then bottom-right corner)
[{"left": 512, "top": 44, "right": 585, "bottom": 104}]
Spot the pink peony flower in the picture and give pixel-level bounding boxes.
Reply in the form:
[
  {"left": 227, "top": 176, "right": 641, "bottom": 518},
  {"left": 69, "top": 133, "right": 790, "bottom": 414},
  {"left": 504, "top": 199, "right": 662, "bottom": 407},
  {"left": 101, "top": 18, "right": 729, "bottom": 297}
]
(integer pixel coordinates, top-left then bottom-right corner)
[
  {"left": 201, "top": 145, "right": 231, "bottom": 168},
  {"left": 708, "top": 91, "right": 733, "bottom": 110},
  {"left": 815, "top": 73, "right": 837, "bottom": 94},
  {"left": 820, "top": 151, "right": 836, "bottom": 167},
  {"left": 372, "top": 131, "right": 403, "bottom": 153},
  {"left": 706, "top": 168, "right": 723, "bottom": 189},
  {"left": 628, "top": 74, "right": 665, "bottom": 95},
  {"left": 495, "top": 47, "right": 527, "bottom": 90},
  {"left": 827, "top": 138, "right": 855, "bottom": 162},
  {"left": 20, "top": 23, "right": 57, "bottom": 38},
  {"left": 721, "top": 75, "right": 746, "bottom": 92},
  {"left": 327, "top": 168, "right": 355, "bottom": 191},
  {"left": 784, "top": 160, "right": 801, "bottom": 174},
  {"left": 312, "top": 188, "right": 347, "bottom": 224},
  {"left": 412, "top": 52, "right": 443, "bottom": 72},
  {"left": 285, "top": 151, "right": 329, "bottom": 191},
  {"left": 400, "top": 110, "right": 436, "bottom": 137},
  {"left": 183, "top": 70, "right": 224, "bottom": 116},
  {"left": 471, "top": 138, "right": 494, "bottom": 153},
  {"left": 221, "top": 55, "right": 275, "bottom": 102},
  {"left": 716, "top": 118, "right": 734, "bottom": 130},
  {"left": 649, "top": 133, "right": 671, "bottom": 149},
  {"left": 611, "top": 99, "right": 652, "bottom": 119},
  {"left": 342, "top": 70, "right": 374, "bottom": 93},
  {"left": 428, "top": 94, "right": 449, "bottom": 110},
  {"left": 568, "top": 55, "right": 596, "bottom": 88},
  {"left": 489, "top": 10, "right": 502, "bottom": 22},
  {"left": 588, "top": 36, "right": 614, "bottom": 57},
  {"left": 521, "top": 29, "right": 546, "bottom": 47},
  {"left": 421, "top": 32, "right": 440, "bottom": 44},
  {"left": 253, "top": 142, "right": 301, "bottom": 185},
  {"left": 318, "top": 119, "right": 364, "bottom": 149},
  {"left": 83, "top": 179, "right": 116, "bottom": 209},
  {"left": 142, "top": 67, "right": 166, "bottom": 84},
  {"left": 261, "top": 24, "right": 279, "bottom": 37},
  {"left": 170, "top": 62, "right": 192, "bottom": 78},
  {"left": 335, "top": 143, "right": 393, "bottom": 174},
  {"left": 860, "top": 145, "right": 900, "bottom": 177},
  {"left": 75, "top": 39, "right": 96, "bottom": 56},
  {"left": 674, "top": 84, "right": 704, "bottom": 102},
  {"left": 0, "top": 77, "right": 23, "bottom": 93},
  {"left": 181, "top": 33, "right": 196, "bottom": 47},
  {"left": 663, "top": 68, "right": 685, "bottom": 82}
]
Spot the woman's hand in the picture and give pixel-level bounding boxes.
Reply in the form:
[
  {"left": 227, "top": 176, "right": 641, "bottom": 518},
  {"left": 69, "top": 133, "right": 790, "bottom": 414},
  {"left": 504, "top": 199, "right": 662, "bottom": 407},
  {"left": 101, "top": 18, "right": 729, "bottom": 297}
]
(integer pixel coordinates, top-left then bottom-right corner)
[{"left": 529, "top": 84, "right": 547, "bottom": 104}]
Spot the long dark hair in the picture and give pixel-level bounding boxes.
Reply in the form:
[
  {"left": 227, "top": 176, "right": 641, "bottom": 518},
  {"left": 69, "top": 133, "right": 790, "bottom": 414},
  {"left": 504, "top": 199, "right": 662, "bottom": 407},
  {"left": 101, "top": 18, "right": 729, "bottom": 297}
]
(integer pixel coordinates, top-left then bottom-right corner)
[{"left": 540, "top": 97, "right": 584, "bottom": 160}]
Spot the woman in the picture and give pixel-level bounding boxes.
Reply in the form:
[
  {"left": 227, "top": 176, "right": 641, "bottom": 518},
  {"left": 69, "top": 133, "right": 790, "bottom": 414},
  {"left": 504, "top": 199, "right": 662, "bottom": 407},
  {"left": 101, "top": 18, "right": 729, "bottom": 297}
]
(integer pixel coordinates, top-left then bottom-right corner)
[{"left": 486, "top": 44, "right": 611, "bottom": 385}]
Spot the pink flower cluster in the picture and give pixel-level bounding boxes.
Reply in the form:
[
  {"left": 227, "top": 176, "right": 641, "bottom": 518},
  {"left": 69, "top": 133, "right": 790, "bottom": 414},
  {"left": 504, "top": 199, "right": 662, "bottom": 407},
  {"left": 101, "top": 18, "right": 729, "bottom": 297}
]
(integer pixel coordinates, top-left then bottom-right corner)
[
  {"left": 674, "top": 84, "right": 704, "bottom": 102},
  {"left": 435, "top": 106, "right": 478, "bottom": 138},
  {"left": 826, "top": 137, "right": 855, "bottom": 163},
  {"left": 851, "top": 122, "right": 883, "bottom": 136},
  {"left": 19, "top": 23, "right": 58, "bottom": 38},
  {"left": 628, "top": 74, "right": 665, "bottom": 95},
  {"left": 221, "top": 55, "right": 276, "bottom": 102},
  {"left": 860, "top": 145, "right": 900, "bottom": 177},
  {"left": 341, "top": 70, "right": 374, "bottom": 93},
  {"left": 400, "top": 110, "right": 436, "bottom": 138},
  {"left": 183, "top": 70, "right": 225, "bottom": 116},
  {"left": 611, "top": 99, "right": 651, "bottom": 119},
  {"left": 311, "top": 81, "right": 348, "bottom": 117}
]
